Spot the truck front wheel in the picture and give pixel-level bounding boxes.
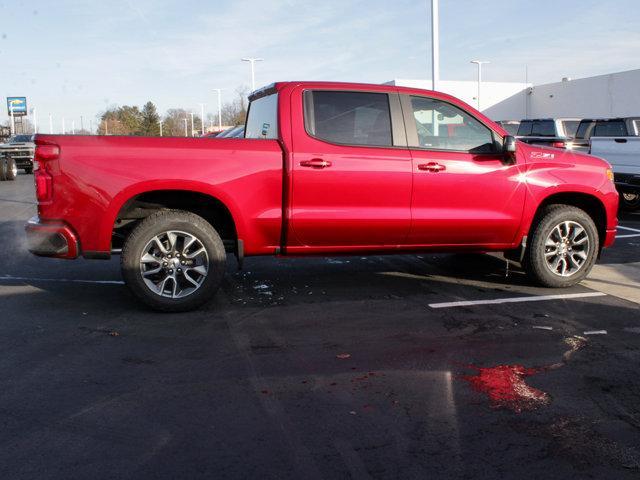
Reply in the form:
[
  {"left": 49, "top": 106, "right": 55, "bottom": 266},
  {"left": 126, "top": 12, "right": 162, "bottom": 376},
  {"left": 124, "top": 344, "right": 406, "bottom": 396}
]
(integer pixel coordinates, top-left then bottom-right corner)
[
  {"left": 524, "top": 205, "right": 599, "bottom": 288},
  {"left": 121, "top": 210, "right": 226, "bottom": 312},
  {"left": 5, "top": 158, "right": 17, "bottom": 180}
]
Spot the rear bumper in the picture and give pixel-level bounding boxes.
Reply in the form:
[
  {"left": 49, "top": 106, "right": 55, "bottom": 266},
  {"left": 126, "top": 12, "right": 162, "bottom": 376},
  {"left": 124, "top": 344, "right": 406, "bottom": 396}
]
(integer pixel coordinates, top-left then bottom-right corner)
[{"left": 25, "top": 216, "right": 80, "bottom": 259}]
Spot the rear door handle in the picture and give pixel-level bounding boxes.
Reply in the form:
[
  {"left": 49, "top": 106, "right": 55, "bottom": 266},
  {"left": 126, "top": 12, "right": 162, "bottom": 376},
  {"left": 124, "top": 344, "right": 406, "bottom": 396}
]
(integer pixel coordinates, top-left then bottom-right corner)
[
  {"left": 300, "top": 159, "right": 332, "bottom": 169},
  {"left": 418, "top": 162, "right": 446, "bottom": 172}
]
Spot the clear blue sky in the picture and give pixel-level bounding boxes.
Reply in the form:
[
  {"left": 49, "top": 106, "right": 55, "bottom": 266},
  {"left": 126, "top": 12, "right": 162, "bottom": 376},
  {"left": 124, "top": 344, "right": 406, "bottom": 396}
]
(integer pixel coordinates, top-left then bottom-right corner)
[{"left": 1, "top": 0, "right": 639, "bottom": 128}]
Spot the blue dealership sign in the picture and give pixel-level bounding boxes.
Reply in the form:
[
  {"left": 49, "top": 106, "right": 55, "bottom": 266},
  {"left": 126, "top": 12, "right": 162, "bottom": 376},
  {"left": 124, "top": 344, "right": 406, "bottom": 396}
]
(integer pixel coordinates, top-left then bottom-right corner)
[{"left": 7, "top": 97, "right": 27, "bottom": 116}]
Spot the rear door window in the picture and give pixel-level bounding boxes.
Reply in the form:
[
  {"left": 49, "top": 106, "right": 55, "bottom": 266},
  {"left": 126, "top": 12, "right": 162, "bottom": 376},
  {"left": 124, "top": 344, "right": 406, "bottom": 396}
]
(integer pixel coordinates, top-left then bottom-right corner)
[{"left": 304, "top": 91, "right": 392, "bottom": 146}]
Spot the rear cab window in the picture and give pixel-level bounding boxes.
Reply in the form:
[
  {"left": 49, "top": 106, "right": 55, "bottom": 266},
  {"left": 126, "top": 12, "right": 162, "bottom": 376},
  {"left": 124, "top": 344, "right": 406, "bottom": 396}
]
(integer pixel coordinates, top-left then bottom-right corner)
[
  {"left": 245, "top": 93, "right": 278, "bottom": 139},
  {"left": 593, "top": 121, "right": 627, "bottom": 137},
  {"left": 517, "top": 121, "right": 533, "bottom": 136},
  {"left": 304, "top": 91, "right": 392, "bottom": 146},
  {"left": 531, "top": 120, "right": 556, "bottom": 137}
]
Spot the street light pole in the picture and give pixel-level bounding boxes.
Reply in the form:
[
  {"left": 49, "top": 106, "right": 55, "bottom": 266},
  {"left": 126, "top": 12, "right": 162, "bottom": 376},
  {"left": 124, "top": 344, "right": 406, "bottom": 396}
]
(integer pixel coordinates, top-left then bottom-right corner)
[
  {"left": 213, "top": 89, "right": 222, "bottom": 130},
  {"left": 158, "top": 120, "right": 163, "bottom": 137},
  {"left": 470, "top": 60, "right": 490, "bottom": 111},
  {"left": 189, "top": 112, "right": 195, "bottom": 137},
  {"left": 199, "top": 103, "right": 206, "bottom": 136},
  {"left": 49, "top": 114, "right": 53, "bottom": 134},
  {"left": 241, "top": 58, "right": 263, "bottom": 91},
  {"left": 62, "top": 117, "right": 66, "bottom": 135},
  {"left": 183, "top": 118, "right": 188, "bottom": 137},
  {"left": 80, "top": 115, "right": 84, "bottom": 133},
  {"left": 431, "top": 0, "right": 439, "bottom": 91},
  {"left": 71, "top": 120, "right": 75, "bottom": 135},
  {"left": 33, "top": 107, "right": 38, "bottom": 133}
]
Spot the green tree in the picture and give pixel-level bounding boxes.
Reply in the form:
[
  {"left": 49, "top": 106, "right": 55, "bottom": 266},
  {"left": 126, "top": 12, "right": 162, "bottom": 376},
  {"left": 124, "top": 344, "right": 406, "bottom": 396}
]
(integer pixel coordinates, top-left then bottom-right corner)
[
  {"left": 140, "top": 101, "right": 161, "bottom": 136},
  {"left": 99, "top": 105, "right": 142, "bottom": 135},
  {"left": 162, "top": 108, "right": 190, "bottom": 137}
]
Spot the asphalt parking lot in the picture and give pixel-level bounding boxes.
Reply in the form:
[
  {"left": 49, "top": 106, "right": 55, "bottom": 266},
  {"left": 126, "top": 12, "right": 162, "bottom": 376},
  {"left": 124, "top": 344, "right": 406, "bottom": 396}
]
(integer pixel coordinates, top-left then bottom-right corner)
[{"left": 2, "top": 173, "right": 640, "bottom": 479}]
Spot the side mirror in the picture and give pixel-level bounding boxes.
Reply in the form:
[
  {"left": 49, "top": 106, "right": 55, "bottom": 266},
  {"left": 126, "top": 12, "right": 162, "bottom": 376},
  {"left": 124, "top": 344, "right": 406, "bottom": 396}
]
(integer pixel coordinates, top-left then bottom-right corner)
[{"left": 504, "top": 135, "right": 517, "bottom": 153}]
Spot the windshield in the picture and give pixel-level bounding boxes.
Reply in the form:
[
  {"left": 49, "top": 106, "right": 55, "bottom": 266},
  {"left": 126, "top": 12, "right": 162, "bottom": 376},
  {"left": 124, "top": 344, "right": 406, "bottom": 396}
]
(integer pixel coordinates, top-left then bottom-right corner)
[{"left": 11, "top": 135, "right": 33, "bottom": 143}]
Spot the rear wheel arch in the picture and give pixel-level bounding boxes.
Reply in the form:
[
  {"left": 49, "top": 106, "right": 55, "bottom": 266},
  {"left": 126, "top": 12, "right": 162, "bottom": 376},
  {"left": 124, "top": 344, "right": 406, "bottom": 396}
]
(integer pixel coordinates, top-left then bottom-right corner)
[{"left": 111, "top": 189, "right": 240, "bottom": 253}]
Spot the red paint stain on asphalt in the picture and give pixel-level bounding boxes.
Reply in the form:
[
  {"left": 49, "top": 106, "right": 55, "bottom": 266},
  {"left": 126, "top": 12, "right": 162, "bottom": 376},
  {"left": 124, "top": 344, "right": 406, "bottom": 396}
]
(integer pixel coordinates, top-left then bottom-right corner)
[
  {"left": 462, "top": 364, "right": 550, "bottom": 413},
  {"left": 460, "top": 336, "right": 587, "bottom": 413}
]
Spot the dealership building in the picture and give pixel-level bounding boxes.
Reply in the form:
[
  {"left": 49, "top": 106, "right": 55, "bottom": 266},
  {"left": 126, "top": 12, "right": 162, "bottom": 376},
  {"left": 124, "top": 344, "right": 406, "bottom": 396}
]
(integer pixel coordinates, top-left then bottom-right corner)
[{"left": 387, "top": 68, "right": 640, "bottom": 122}]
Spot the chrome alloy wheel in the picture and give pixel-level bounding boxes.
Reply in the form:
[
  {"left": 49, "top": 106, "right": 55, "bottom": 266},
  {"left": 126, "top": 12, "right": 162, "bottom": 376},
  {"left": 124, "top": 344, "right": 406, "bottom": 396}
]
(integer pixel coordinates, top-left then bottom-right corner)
[
  {"left": 10, "top": 162, "right": 17, "bottom": 178},
  {"left": 139, "top": 230, "right": 209, "bottom": 299},
  {"left": 544, "top": 221, "right": 590, "bottom": 277}
]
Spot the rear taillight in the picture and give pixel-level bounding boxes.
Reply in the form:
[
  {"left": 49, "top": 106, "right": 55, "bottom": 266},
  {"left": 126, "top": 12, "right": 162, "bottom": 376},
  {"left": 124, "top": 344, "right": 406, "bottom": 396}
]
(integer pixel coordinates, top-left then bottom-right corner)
[
  {"left": 551, "top": 141, "right": 566, "bottom": 149},
  {"left": 35, "top": 144, "right": 60, "bottom": 161},
  {"left": 35, "top": 170, "right": 53, "bottom": 203},
  {"left": 33, "top": 143, "right": 59, "bottom": 203}
]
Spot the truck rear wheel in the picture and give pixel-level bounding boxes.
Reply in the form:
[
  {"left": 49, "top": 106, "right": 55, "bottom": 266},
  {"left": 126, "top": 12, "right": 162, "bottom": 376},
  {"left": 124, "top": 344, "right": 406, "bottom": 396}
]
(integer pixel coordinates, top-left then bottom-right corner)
[
  {"left": 524, "top": 205, "right": 599, "bottom": 288},
  {"left": 121, "top": 210, "right": 226, "bottom": 312}
]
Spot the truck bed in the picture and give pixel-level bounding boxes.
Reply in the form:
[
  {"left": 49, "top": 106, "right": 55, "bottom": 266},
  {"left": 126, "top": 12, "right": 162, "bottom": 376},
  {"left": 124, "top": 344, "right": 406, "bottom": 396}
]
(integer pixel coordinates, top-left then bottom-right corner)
[{"left": 34, "top": 134, "right": 284, "bottom": 256}]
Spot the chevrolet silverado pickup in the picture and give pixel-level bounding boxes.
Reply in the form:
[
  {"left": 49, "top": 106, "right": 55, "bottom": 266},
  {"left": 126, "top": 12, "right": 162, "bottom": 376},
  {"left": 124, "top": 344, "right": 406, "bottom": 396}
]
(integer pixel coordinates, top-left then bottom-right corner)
[
  {"left": 1, "top": 134, "right": 35, "bottom": 173},
  {"left": 590, "top": 136, "right": 640, "bottom": 210},
  {"left": 27, "top": 81, "right": 619, "bottom": 311}
]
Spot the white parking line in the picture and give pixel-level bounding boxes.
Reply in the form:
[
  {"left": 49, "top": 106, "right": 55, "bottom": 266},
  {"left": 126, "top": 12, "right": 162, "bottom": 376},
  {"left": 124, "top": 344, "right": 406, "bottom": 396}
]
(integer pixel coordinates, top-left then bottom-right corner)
[
  {"left": 618, "top": 226, "right": 640, "bottom": 233},
  {"left": 616, "top": 234, "right": 640, "bottom": 239},
  {"left": 0, "top": 275, "right": 125, "bottom": 285},
  {"left": 428, "top": 292, "right": 607, "bottom": 309}
]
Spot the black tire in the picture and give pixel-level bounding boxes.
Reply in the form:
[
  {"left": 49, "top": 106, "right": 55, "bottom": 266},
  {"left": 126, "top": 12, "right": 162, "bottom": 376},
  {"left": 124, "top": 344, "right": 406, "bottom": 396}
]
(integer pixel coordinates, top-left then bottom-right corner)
[
  {"left": 620, "top": 192, "right": 640, "bottom": 212},
  {"left": 0, "top": 157, "right": 7, "bottom": 181},
  {"left": 5, "top": 158, "right": 17, "bottom": 181},
  {"left": 23, "top": 166, "right": 33, "bottom": 174},
  {"left": 524, "top": 205, "right": 599, "bottom": 288},
  {"left": 121, "top": 210, "right": 227, "bottom": 312}
]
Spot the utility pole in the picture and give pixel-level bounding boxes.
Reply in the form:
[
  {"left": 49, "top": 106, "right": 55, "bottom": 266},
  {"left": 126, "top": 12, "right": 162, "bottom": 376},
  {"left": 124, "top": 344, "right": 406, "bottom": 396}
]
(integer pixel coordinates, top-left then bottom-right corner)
[
  {"left": 183, "top": 118, "right": 188, "bottom": 137},
  {"left": 199, "top": 103, "right": 206, "bottom": 136},
  {"left": 470, "top": 60, "right": 490, "bottom": 111},
  {"left": 80, "top": 115, "right": 84, "bottom": 133},
  {"left": 71, "top": 120, "right": 75, "bottom": 135},
  {"left": 431, "top": 0, "right": 439, "bottom": 91},
  {"left": 9, "top": 106, "right": 15, "bottom": 135},
  {"left": 189, "top": 112, "right": 195, "bottom": 137},
  {"left": 241, "top": 58, "right": 263, "bottom": 91},
  {"left": 213, "top": 89, "right": 223, "bottom": 130},
  {"left": 158, "top": 120, "right": 163, "bottom": 137},
  {"left": 105, "top": 119, "right": 109, "bottom": 135},
  {"left": 49, "top": 114, "right": 53, "bottom": 134}
]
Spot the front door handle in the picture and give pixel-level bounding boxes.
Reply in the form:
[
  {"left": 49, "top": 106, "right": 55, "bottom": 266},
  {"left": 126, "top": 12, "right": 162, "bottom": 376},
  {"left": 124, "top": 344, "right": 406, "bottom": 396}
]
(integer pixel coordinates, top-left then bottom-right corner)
[
  {"left": 418, "top": 162, "right": 446, "bottom": 172},
  {"left": 300, "top": 159, "right": 332, "bottom": 169}
]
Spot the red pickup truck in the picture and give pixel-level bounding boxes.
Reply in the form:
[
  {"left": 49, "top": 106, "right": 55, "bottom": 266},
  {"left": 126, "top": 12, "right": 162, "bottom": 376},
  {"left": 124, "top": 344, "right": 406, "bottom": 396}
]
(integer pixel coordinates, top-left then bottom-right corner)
[{"left": 27, "top": 82, "right": 618, "bottom": 311}]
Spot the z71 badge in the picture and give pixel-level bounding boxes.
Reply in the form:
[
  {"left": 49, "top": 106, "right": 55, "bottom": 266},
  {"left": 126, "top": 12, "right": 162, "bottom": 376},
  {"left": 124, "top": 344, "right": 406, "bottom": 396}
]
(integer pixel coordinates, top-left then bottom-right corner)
[{"left": 530, "top": 152, "right": 555, "bottom": 160}]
